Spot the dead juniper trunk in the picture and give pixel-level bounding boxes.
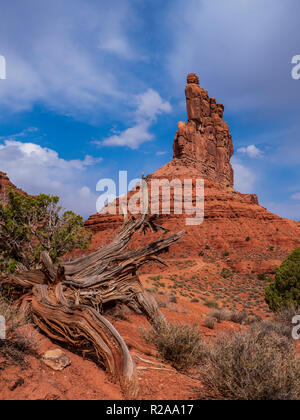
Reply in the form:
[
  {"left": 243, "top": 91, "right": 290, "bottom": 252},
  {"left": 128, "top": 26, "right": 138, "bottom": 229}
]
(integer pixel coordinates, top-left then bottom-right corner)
[{"left": 0, "top": 213, "right": 184, "bottom": 399}]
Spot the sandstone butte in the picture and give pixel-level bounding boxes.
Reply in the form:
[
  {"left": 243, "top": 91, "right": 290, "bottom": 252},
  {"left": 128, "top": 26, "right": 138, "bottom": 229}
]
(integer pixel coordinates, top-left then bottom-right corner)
[{"left": 85, "top": 73, "right": 300, "bottom": 275}]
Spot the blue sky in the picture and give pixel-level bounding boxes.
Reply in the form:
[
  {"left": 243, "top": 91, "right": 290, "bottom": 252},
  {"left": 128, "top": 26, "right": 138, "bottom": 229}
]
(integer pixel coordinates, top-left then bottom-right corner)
[{"left": 0, "top": 0, "right": 299, "bottom": 220}]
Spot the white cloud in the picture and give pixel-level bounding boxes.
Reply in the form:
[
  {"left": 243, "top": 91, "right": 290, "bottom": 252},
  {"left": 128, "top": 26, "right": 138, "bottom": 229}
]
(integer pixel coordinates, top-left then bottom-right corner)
[
  {"left": 291, "top": 192, "right": 300, "bottom": 200},
  {"left": 0, "top": 1, "right": 137, "bottom": 118},
  {"left": 135, "top": 89, "right": 172, "bottom": 121},
  {"left": 237, "top": 145, "right": 263, "bottom": 158},
  {"left": 102, "top": 122, "right": 153, "bottom": 149},
  {"left": 232, "top": 157, "right": 257, "bottom": 193},
  {"left": 101, "top": 89, "right": 172, "bottom": 149},
  {"left": 0, "top": 138, "right": 102, "bottom": 216}
]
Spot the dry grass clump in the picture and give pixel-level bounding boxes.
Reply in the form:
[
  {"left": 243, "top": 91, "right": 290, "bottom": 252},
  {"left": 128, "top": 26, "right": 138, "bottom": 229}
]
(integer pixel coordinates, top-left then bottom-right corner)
[
  {"left": 255, "top": 306, "right": 300, "bottom": 340},
  {"left": 203, "top": 316, "right": 217, "bottom": 329},
  {"left": 200, "top": 323, "right": 300, "bottom": 400},
  {"left": 0, "top": 330, "right": 39, "bottom": 365},
  {"left": 254, "top": 319, "right": 292, "bottom": 340},
  {"left": 143, "top": 321, "right": 205, "bottom": 371},
  {"left": 274, "top": 306, "right": 300, "bottom": 327},
  {"left": 0, "top": 290, "right": 38, "bottom": 365},
  {"left": 0, "top": 293, "right": 25, "bottom": 334},
  {"left": 168, "top": 295, "right": 177, "bottom": 304},
  {"left": 229, "top": 310, "right": 249, "bottom": 324},
  {"left": 203, "top": 299, "right": 219, "bottom": 309},
  {"left": 209, "top": 309, "right": 230, "bottom": 323}
]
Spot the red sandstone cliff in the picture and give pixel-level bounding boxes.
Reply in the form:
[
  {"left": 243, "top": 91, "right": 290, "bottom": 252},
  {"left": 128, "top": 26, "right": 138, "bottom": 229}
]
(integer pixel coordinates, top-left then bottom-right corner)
[
  {"left": 85, "top": 73, "right": 299, "bottom": 270},
  {"left": 173, "top": 73, "right": 234, "bottom": 187}
]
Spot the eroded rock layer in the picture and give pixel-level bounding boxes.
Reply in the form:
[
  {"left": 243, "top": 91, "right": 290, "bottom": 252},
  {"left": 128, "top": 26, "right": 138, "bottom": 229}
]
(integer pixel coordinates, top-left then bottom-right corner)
[
  {"left": 173, "top": 73, "right": 234, "bottom": 187},
  {"left": 85, "top": 73, "right": 299, "bottom": 270}
]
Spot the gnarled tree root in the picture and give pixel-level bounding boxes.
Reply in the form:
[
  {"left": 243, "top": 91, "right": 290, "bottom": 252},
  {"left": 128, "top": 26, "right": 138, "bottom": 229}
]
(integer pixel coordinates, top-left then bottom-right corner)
[
  {"left": 0, "top": 214, "right": 184, "bottom": 399},
  {"left": 30, "top": 285, "right": 138, "bottom": 399}
]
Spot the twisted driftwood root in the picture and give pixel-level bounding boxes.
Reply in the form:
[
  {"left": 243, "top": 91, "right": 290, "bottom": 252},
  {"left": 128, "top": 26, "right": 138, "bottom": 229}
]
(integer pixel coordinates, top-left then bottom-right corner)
[{"left": 0, "top": 213, "right": 184, "bottom": 399}]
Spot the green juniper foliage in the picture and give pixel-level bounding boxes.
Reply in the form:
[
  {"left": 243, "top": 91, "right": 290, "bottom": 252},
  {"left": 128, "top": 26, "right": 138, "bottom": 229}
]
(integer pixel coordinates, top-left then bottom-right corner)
[
  {"left": 265, "top": 248, "right": 300, "bottom": 312},
  {"left": 0, "top": 189, "right": 91, "bottom": 272}
]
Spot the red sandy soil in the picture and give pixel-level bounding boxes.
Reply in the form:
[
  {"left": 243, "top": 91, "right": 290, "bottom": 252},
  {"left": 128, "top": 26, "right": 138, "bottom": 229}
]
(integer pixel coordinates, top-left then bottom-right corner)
[
  {"left": 2, "top": 278, "right": 298, "bottom": 401},
  {"left": 0, "top": 280, "right": 247, "bottom": 401},
  {"left": 1, "top": 255, "right": 299, "bottom": 400}
]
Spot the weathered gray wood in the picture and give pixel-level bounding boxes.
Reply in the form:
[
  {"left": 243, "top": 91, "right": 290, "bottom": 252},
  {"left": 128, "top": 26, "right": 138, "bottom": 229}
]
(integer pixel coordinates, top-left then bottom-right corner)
[{"left": 0, "top": 213, "right": 184, "bottom": 399}]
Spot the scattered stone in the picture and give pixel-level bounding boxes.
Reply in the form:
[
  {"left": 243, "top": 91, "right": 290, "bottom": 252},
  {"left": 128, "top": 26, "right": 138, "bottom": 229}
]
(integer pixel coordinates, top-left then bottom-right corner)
[
  {"left": 9, "top": 377, "right": 24, "bottom": 391},
  {"left": 42, "top": 349, "right": 71, "bottom": 371}
]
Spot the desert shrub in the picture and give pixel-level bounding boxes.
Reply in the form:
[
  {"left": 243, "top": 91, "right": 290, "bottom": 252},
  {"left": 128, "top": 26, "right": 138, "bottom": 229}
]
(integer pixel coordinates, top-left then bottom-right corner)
[
  {"left": 222, "top": 251, "right": 230, "bottom": 257},
  {"left": 168, "top": 295, "right": 177, "bottom": 304},
  {"left": 203, "top": 299, "right": 219, "bottom": 309},
  {"left": 209, "top": 309, "right": 230, "bottom": 323},
  {"left": 0, "top": 293, "right": 26, "bottom": 335},
  {"left": 245, "top": 314, "right": 263, "bottom": 325},
  {"left": 257, "top": 306, "right": 300, "bottom": 339},
  {"left": 221, "top": 268, "right": 233, "bottom": 279},
  {"left": 143, "top": 321, "right": 204, "bottom": 370},
  {"left": 0, "top": 292, "right": 38, "bottom": 365},
  {"left": 245, "top": 236, "right": 251, "bottom": 242},
  {"left": 229, "top": 310, "right": 249, "bottom": 324},
  {"left": 274, "top": 306, "right": 300, "bottom": 327},
  {"left": 265, "top": 248, "right": 300, "bottom": 312},
  {"left": 203, "top": 316, "right": 217, "bottom": 329},
  {"left": 0, "top": 189, "right": 91, "bottom": 272},
  {"left": 252, "top": 319, "right": 292, "bottom": 340},
  {"left": 200, "top": 324, "right": 300, "bottom": 400},
  {"left": 257, "top": 273, "right": 268, "bottom": 281}
]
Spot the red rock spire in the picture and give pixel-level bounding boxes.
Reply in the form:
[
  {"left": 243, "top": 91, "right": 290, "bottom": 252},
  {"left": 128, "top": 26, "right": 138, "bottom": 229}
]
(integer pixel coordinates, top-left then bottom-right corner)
[{"left": 173, "top": 73, "right": 234, "bottom": 187}]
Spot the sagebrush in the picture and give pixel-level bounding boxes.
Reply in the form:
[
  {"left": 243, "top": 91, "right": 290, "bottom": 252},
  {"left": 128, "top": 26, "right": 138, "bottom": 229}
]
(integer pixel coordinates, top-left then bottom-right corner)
[
  {"left": 200, "top": 323, "right": 300, "bottom": 400},
  {"left": 143, "top": 321, "right": 205, "bottom": 370}
]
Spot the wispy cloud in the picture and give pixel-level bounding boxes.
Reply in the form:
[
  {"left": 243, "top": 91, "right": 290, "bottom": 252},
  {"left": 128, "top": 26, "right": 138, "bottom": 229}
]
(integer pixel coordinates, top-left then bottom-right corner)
[
  {"left": 0, "top": 1, "right": 138, "bottom": 119},
  {"left": 101, "top": 88, "right": 172, "bottom": 149}
]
